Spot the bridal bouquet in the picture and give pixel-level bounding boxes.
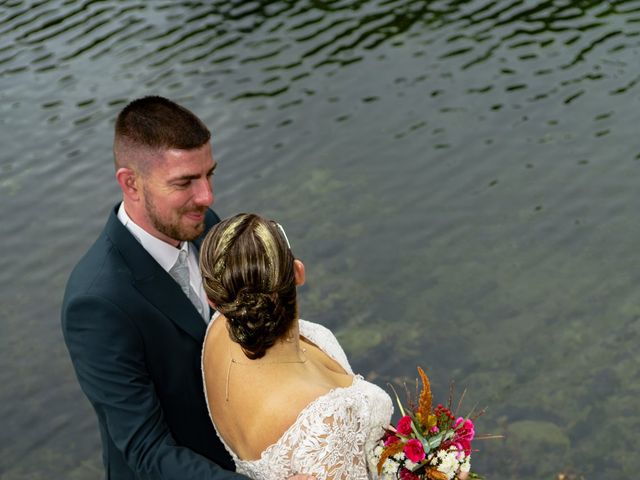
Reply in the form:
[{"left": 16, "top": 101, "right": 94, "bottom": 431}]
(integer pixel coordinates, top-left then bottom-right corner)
[{"left": 372, "top": 367, "right": 484, "bottom": 480}]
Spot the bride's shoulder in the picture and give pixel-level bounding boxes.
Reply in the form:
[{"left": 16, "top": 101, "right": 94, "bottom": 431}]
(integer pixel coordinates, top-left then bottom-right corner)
[
  {"left": 298, "top": 318, "right": 327, "bottom": 332},
  {"left": 298, "top": 319, "right": 340, "bottom": 347},
  {"left": 207, "top": 312, "right": 231, "bottom": 337},
  {"left": 202, "top": 313, "right": 229, "bottom": 360},
  {"left": 298, "top": 319, "right": 353, "bottom": 375}
]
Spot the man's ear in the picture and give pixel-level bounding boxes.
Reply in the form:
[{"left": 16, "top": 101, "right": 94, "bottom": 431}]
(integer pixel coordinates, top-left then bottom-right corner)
[
  {"left": 293, "top": 259, "right": 305, "bottom": 286},
  {"left": 115, "top": 167, "right": 140, "bottom": 201}
]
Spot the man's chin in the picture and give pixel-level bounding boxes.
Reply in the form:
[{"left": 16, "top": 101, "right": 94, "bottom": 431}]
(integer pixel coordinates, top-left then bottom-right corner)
[{"left": 182, "top": 222, "right": 206, "bottom": 241}]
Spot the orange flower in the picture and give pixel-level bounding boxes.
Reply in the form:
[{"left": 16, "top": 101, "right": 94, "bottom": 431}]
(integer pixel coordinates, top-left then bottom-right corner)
[
  {"left": 426, "top": 467, "right": 449, "bottom": 480},
  {"left": 416, "top": 367, "right": 433, "bottom": 429}
]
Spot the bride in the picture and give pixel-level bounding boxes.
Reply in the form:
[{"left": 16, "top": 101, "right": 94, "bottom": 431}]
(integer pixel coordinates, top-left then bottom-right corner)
[{"left": 199, "top": 213, "right": 393, "bottom": 479}]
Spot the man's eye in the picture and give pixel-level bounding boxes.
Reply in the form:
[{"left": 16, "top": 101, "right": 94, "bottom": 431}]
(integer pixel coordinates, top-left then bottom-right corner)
[{"left": 176, "top": 181, "right": 190, "bottom": 188}]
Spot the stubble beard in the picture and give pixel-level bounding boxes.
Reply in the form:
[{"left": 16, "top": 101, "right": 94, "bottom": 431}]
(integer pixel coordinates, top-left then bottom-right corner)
[{"left": 144, "top": 193, "right": 206, "bottom": 242}]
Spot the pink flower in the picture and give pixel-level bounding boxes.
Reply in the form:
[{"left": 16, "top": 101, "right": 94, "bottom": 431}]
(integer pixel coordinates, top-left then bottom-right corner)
[
  {"left": 399, "top": 468, "right": 420, "bottom": 480},
  {"left": 403, "top": 438, "right": 426, "bottom": 463},
  {"left": 397, "top": 415, "right": 413, "bottom": 436},
  {"left": 430, "top": 425, "right": 440, "bottom": 433},
  {"left": 453, "top": 417, "right": 475, "bottom": 455},
  {"left": 384, "top": 434, "right": 400, "bottom": 446}
]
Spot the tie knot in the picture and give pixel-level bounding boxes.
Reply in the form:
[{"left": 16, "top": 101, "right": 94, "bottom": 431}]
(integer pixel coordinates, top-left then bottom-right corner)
[{"left": 178, "top": 249, "right": 188, "bottom": 263}]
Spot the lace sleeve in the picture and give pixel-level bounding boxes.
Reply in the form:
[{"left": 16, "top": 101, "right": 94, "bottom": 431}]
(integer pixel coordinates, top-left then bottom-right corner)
[
  {"left": 298, "top": 319, "right": 353, "bottom": 374},
  {"left": 285, "top": 389, "right": 371, "bottom": 479}
]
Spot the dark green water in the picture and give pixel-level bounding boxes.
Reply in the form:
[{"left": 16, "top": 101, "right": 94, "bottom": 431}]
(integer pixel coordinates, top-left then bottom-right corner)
[{"left": 1, "top": 1, "right": 639, "bottom": 478}]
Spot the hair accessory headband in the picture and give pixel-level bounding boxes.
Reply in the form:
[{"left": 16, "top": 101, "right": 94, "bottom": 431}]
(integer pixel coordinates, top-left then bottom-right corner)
[{"left": 275, "top": 222, "right": 291, "bottom": 249}]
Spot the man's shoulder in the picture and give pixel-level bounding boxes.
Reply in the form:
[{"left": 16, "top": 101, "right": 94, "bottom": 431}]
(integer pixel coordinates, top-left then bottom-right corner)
[
  {"left": 64, "top": 228, "right": 130, "bottom": 299},
  {"left": 64, "top": 206, "right": 138, "bottom": 299}
]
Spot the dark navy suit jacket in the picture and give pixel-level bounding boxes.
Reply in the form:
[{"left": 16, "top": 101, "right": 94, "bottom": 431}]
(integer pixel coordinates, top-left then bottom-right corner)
[{"left": 62, "top": 205, "right": 243, "bottom": 480}]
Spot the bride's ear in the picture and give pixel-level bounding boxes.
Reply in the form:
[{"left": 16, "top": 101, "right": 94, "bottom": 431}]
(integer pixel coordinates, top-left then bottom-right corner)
[
  {"left": 293, "top": 259, "right": 305, "bottom": 286},
  {"left": 207, "top": 298, "right": 217, "bottom": 308}
]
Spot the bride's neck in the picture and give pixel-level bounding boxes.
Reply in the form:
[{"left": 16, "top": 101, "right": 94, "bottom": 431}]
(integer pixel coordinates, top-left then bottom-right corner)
[
  {"left": 265, "top": 323, "right": 304, "bottom": 359},
  {"left": 230, "top": 321, "right": 305, "bottom": 364}
]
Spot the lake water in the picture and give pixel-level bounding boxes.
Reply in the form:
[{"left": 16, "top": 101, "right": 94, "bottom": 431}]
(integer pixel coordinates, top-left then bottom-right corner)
[{"left": 1, "top": 1, "right": 639, "bottom": 478}]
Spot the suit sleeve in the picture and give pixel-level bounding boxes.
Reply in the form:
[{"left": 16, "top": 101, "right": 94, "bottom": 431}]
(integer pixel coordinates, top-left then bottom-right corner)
[{"left": 62, "top": 294, "right": 246, "bottom": 480}]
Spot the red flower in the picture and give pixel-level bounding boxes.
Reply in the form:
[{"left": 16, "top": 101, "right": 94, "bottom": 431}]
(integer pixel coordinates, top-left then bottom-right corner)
[
  {"left": 403, "top": 438, "right": 426, "bottom": 463},
  {"left": 399, "top": 468, "right": 421, "bottom": 480},
  {"left": 397, "top": 415, "right": 413, "bottom": 436}
]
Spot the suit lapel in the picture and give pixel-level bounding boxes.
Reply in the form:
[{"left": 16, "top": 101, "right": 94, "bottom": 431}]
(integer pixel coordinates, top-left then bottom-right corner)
[
  {"left": 135, "top": 276, "right": 206, "bottom": 341},
  {"left": 104, "top": 206, "right": 206, "bottom": 342}
]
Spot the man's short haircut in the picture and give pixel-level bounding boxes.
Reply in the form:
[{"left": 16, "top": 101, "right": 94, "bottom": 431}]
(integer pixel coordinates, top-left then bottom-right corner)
[{"left": 114, "top": 96, "right": 211, "bottom": 172}]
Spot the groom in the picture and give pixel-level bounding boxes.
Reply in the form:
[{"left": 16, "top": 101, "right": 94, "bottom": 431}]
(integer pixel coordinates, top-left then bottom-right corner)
[{"left": 61, "top": 96, "right": 245, "bottom": 479}]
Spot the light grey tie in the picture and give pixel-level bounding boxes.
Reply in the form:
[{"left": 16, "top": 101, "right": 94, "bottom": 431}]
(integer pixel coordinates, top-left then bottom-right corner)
[{"left": 169, "top": 249, "right": 205, "bottom": 320}]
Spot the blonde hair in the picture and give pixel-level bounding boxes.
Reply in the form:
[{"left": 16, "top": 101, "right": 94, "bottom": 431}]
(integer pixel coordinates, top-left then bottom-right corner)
[{"left": 199, "top": 213, "right": 297, "bottom": 359}]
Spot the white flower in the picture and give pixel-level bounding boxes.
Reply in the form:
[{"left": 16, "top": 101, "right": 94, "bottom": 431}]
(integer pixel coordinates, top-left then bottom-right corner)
[
  {"left": 382, "top": 458, "right": 399, "bottom": 475},
  {"left": 459, "top": 455, "right": 471, "bottom": 473},
  {"left": 437, "top": 450, "right": 461, "bottom": 480}
]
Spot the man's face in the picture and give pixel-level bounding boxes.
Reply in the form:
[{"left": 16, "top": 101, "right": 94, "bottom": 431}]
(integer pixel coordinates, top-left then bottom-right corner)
[{"left": 139, "top": 142, "right": 215, "bottom": 245}]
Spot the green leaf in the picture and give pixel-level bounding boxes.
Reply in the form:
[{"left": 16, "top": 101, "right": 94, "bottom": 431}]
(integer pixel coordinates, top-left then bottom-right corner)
[
  {"left": 410, "top": 421, "right": 430, "bottom": 453},
  {"left": 428, "top": 431, "right": 445, "bottom": 449},
  {"left": 389, "top": 384, "right": 407, "bottom": 417}
]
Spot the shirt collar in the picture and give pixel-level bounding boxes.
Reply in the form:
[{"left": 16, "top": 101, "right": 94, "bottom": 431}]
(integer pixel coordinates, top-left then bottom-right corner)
[{"left": 117, "top": 202, "right": 186, "bottom": 272}]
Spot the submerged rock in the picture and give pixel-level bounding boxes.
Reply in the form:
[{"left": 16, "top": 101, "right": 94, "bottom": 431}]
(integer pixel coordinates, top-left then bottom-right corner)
[{"left": 507, "top": 420, "right": 571, "bottom": 451}]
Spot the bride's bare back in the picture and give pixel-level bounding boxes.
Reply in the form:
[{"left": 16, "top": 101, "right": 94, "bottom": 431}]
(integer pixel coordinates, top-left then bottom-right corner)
[{"left": 202, "top": 315, "right": 354, "bottom": 461}]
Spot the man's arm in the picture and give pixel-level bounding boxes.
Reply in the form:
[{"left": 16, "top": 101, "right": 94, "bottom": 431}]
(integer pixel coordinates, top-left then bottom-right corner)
[{"left": 62, "top": 294, "right": 245, "bottom": 480}]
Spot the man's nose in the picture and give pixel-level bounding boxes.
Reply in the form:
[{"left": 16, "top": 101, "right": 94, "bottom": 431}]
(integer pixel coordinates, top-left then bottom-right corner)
[{"left": 194, "top": 178, "right": 214, "bottom": 206}]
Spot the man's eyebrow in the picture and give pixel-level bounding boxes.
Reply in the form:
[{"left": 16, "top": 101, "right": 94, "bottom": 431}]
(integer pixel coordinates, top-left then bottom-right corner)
[{"left": 169, "top": 163, "right": 217, "bottom": 182}]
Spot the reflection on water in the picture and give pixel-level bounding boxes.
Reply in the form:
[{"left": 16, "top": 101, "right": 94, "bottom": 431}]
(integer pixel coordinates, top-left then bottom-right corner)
[{"left": 1, "top": 1, "right": 639, "bottom": 478}]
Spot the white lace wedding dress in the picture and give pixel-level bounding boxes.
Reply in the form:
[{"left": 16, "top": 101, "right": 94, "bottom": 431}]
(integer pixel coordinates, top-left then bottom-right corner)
[{"left": 202, "top": 318, "right": 393, "bottom": 479}]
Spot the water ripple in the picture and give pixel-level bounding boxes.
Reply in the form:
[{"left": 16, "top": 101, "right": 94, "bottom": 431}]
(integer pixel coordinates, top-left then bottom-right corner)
[
  {"left": 2, "top": 1, "right": 640, "bottom": 479},
  {"left": 1, "top": 0, "right": 636, "bottom": 111}
]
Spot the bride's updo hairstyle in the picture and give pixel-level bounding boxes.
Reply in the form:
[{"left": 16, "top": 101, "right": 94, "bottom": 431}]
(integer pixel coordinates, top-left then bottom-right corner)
[{"left": 199, "top": 213, "right": 297, "bottom": 359}]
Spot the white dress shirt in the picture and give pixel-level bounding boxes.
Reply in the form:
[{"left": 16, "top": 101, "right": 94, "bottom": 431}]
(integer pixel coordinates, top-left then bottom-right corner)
[{"left": 117, "top": 203, "right": 210, "bottom": 322}]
